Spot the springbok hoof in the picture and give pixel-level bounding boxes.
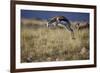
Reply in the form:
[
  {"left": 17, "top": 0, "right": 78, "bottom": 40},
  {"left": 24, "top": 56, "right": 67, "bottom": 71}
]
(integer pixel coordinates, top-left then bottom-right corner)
[{"left": 72, "top": 37, "right": 75, "bottom": 39}]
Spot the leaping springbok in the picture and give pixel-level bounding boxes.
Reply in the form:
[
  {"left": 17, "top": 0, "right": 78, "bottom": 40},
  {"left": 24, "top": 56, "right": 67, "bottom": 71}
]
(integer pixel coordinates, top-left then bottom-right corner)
[{"left": 47, "top": 16, "right": 75, "bottom": 39}]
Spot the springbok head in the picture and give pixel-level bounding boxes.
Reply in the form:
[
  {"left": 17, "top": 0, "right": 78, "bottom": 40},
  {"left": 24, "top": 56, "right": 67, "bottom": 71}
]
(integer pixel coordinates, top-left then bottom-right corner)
[{"left": 47, "top": 21, "right": 57, "bottom": 28}]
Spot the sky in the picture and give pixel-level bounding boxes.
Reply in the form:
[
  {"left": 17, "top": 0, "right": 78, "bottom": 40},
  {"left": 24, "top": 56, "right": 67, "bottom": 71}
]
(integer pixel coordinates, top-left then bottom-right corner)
[{"left": 21, "top": 9, "right": 90, "bottom": 22}]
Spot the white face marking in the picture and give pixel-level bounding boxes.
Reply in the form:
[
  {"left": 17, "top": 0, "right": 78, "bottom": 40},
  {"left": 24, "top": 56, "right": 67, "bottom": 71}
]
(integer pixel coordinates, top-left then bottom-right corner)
[{"left": 47, "top": 22, "right": 49, "bottom": 27}]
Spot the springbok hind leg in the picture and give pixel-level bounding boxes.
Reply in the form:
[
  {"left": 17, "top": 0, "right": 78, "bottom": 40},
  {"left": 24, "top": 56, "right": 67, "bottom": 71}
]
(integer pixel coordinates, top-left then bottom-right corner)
[
  {"left": 65, "top": 25, "right": 75, "bottom": 39},
  {"left": 71, "top": 31, "right": 75, "bottom": 39}
]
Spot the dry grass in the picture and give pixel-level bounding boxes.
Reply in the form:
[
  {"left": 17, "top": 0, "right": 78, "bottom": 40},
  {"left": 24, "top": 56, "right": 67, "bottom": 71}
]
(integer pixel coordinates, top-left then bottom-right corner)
[{"left": 21, "top": 19, "right": 89, "bottom": 63}]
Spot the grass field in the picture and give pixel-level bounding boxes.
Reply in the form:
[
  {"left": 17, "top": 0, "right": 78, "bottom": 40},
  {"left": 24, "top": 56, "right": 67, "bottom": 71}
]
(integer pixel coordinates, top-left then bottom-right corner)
[{"left": 21, "top": 19, "right": 89, "bottom": 63}]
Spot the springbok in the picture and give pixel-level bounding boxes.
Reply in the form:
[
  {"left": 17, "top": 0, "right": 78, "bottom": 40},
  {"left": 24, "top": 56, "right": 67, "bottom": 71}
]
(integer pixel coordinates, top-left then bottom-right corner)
[
  {"left": 47, "top": 16, "right": 75, "bottom": 39},
  {"left": 75, "top": 22, "right": 89, "bottom": 30}
]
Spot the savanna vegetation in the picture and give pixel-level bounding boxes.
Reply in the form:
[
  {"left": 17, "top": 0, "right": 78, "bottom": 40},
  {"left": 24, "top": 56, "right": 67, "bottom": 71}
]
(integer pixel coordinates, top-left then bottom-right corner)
[{"left": 21, "top": 18, "right": 89, "bottom": 63}]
